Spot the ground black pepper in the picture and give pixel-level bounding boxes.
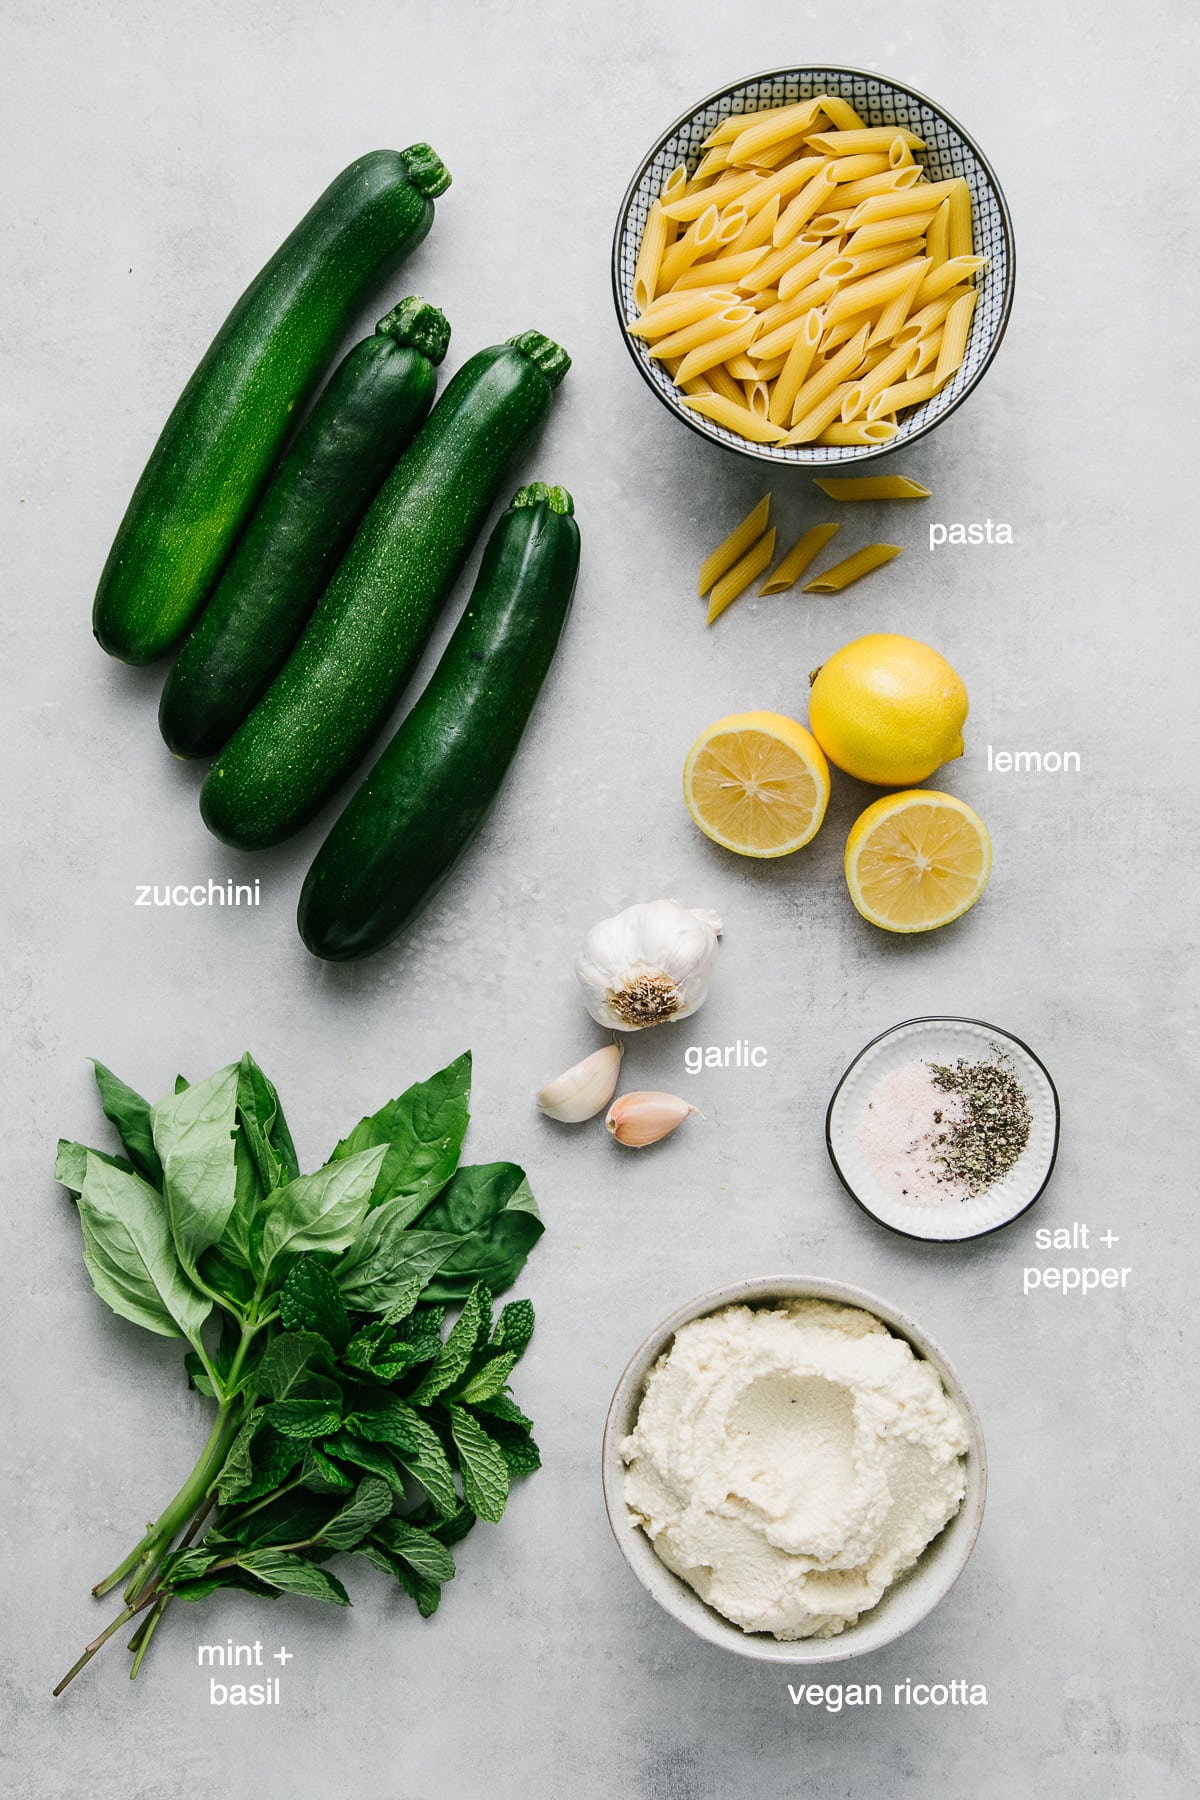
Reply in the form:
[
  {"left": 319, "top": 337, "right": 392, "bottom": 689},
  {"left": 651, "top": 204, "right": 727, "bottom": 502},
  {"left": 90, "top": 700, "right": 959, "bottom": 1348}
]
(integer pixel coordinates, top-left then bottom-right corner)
[{"left": 925, "top": 1051, "right": 1032, "bottom": 1198}]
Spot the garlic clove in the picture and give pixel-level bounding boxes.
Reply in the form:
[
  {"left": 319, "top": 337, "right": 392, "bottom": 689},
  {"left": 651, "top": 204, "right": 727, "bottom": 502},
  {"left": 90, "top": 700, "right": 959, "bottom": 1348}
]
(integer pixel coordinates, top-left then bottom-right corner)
[
  {"left": 605, "top": 1090, "right": 697, "bottom": 1148},
  {"left": 536, "top": 1044, "right": 623, "bottom": 1123}
]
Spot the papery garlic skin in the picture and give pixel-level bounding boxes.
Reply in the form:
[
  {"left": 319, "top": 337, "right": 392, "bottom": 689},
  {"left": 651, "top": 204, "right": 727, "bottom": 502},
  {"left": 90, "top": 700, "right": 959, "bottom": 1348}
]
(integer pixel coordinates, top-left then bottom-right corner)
[
  {"left": 606, "top": 1091, "right": 696, "bottom": 1147},
  {"left": 575, "top": 900, "right": 723, "bottom": 1031},
  {"left": 536, "top": 1044, "right": 623, "bottom": 1123}
]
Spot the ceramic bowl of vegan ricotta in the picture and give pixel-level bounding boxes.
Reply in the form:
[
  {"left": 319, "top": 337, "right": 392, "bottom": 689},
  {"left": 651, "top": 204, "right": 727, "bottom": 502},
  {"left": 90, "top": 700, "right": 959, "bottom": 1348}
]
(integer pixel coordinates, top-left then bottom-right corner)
[{"left": 601, "top": 1275, "right": 986, "bottom": 1663}]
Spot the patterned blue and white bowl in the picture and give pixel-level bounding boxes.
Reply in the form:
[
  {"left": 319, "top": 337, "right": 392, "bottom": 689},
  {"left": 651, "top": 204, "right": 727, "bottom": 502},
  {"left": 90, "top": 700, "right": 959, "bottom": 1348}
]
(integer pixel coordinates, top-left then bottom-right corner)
[{"left": 612, "top": 67, "right": 1015, "bottom": 466}]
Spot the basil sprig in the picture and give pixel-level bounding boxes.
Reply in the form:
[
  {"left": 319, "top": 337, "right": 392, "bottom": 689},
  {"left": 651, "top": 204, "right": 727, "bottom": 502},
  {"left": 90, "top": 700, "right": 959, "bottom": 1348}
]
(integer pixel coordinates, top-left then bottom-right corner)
[{"left": 52, "top": 1052, "right": 542, "bottom": 1696}]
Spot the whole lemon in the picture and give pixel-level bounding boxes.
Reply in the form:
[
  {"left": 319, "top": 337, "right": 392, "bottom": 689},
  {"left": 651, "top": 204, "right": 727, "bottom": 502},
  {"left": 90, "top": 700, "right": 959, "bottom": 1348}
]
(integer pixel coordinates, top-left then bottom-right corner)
[{"left": 808, "top": 633, "right": 968, "bottom": 786}]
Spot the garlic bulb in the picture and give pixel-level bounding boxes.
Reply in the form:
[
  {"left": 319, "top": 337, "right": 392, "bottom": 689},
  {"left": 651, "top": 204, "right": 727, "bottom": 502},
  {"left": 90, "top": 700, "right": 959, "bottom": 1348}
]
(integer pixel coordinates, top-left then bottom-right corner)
[
  {"left": 575, "top": 900, "right": 722, "bottom": 1031},
  {"left": 606, "top": 1091, "right": 697, "bottom": 1147},
  {"left": 536, "top": 1044, "right": 623, "bottom": 1123}
]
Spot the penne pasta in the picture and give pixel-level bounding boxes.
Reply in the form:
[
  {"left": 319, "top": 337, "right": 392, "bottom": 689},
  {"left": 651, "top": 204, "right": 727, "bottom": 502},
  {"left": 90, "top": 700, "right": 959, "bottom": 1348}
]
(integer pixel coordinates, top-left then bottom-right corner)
[
  {"left": 925, "top": 198, "right": 951, "bottom": 267},
  {"left": 789, "top": 325, "right": 871, "bottom": 422},
  {"left": 806, "top": 127, "right": 927, "bottom": 157},
  {"left": 727, "top": 100, "right": 826, "bottom": 164},
  {"left": 828, "top": 153, "right": 892, "bottom": 184},
  {"left": 674, "top": 316, "right": 761, "bottom": 384},
  {"left": 824, "top": 241, "right": 925, "bottom": 284},
  {"left": 807, "top": 210, "right": 854, "bottom": 236},
  {"left": 689, "top": 144, "right": 731, "bottom": 180},
  {"left": 802, "top": 543, "right": 902, "bottom": 591},
  {"left": 725, "top": 193, "right": 781, "bottom": 256},
  {"left": 773, "top": 163, "right": 841, "bottom": 246},
  {"left": 784, "top": 380, "right": 858, "bottom": 444},
  {"left": 932, "top": 288, "right": 978, "bottom": 389},
  {"left": 745, "top": 379, "right": 772, "bottom": 418},
  {"left": 915, "top": 255, "right": 987, "bottom": 307},
  {"left": 814, "top": 94, "right": 867, "bottom": 130},
  {"left": 658, "top": 205, "right": 722, "bottom": 287},
  {"left": 905, "top": 329, "right": 944, "bottom": 377},
  {"left": 845, "top": 213, "right": 937, "bottom": 254},
  {"left": 849, "top": 178, "right": 966, "bottom": 226},
  {"left": 697, "top": 495, "right": 771, "bottom": 594},
  {"left": 834, "top": 166, "right": 923, "bottom": 208},
  {"left": 647, "top": 303, "right": 757, "bottom": 361},
  {"left": 776, "top": 237, "right": 846, "bottom": 302},
  {"left": 812, "top": 475, "right": 932, "bottom": 499},
  {"left": 868, "top": 265, "right": 927, "bottom": 345},
  {"left": 661, "top": 163, "right": 688, "bottom": 203},
  {"left": 865, "top": 373, "right": 937, "bottom": 420},
  {"left": 816, "top": 420, "right": 899, "bottom": 445},
  {"left": 888, "top": 138, "right": 916, "bottom": 169},
  {"left": 662, "top": 168, "right": 766, "bottom": 222},
  {"left": 822, "top": 258, "right": 929, "bottom": 328},
  {"left": 702, "top": 105, "right": 782, "bottom": 148},
  {"left": 895, "top": 290, "right": 965, "bottom": 342},
  {"left": 759, "top": 523, "right": 841, "bottom": 593},
  {"left": 947, "top": 178, "right": 975, "bottom": 259},
  {"left": 629, "top": 288, "right": 740, "bottom": 337},
  {"left": 768, "top": 308, "right": 823, "bottom": 424},
  {"left": 682, "top": 394, "right": 788, "bottom": 442},
  {"left": 670, "top": 249, "right": 770, "bottom": 290},
  {"left": 634, "top": 199, "right": 671, "bottom": 310},
  {"left": 707, "top": 528, "right": 777, "bottom": 623}
]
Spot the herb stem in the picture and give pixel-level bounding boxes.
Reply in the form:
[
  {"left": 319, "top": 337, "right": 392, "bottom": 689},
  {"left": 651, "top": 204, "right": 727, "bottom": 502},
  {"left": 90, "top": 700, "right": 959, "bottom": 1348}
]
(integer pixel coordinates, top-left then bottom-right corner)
[
  {"left": 128, "top": 1596, "right": 170, "bottom": 1680},
  {"left": 93, "top": 1403, "right": 241, "bottom": 1600},
  {"left": 53, "top": 1589, "right": 158, "bottom": 1697}
]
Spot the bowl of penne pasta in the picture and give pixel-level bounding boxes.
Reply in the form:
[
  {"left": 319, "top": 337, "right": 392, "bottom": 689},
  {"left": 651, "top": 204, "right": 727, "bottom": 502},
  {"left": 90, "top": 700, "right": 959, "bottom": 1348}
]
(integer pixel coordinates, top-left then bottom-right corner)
[{"left": 612, "top": 67, "right": 1014, "bottom": 464}]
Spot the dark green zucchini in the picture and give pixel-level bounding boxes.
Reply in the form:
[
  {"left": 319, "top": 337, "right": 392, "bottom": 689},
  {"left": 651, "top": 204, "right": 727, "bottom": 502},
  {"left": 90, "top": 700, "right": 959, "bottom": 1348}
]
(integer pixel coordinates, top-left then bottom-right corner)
[
  {"left": 298, "top": 484, "right": 579, "bottom": 962},
  {"left": 94, "top": 146, "right": 451, "bottom": 665},
  {"left": 158, "top": 297, "right": 450, "bottom": 759},
  {"left": 200, "top": 331, "right": 570, "bottom": 851}
]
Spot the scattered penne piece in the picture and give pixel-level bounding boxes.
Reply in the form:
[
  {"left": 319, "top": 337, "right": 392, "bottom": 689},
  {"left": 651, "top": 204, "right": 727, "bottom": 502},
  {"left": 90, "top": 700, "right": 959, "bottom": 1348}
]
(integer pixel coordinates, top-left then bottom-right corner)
[
  {"left": 802, "top": 543, "right": 902, "bottom": 591},
  {"left": 812, "top": 475, "right": 932, "bottom": 500},
  {"left": 760, "top": 523, "right": 841, "bottom": 594},
  {"left": 697, "top": 495, "right": 771, "bottom": 596},
  {"left": 707, "top": 528, "right": 777, "bottom": 623}
]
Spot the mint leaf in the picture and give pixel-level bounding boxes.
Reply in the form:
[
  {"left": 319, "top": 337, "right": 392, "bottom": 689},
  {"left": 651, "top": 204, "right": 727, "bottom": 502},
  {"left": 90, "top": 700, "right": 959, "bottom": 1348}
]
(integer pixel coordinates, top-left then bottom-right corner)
[
  {"left": 373, "top": 1517, "right": 456, "bottom": 1583},
  {"left": 479, "top": 1417, "right": 542, "bottom": 1478},
  {"left": 408, "top": 1284, "right": 489, "bottom": 1404},
  {"left": 150, "top": 1063, "right": 241, "bottom": 1286},
  {"left": 419, "top": 1164, "right": 543, "bottom": 1300},
  {"left": 393, "top": 1415, "right": 459, "bottom": 1517},
  {"left": 254, "top": 1332, "right": 335, "bottom": 1403},
  {"left": 453, "top": 1352, "right": 516, "bottom": 1406},
  {"left": 259, "top": 1146, "right": 383, "bottom": 1274},
  {"left": 331, "top": 1052, "right": 471, "bottom": 1215},
  {"left": 75, "top": 1153, "right": 211, "bottom": 1342},
  {"left": 344, "top": 1398, "right": 421, "bottom": 1453},
  {"left": 322, "top": 1434, "right": 406, "bottom": 1492},
  {"left": 492, "top": 1299, "right": 536, "bottom": 1359},
  {"left": 300, "top": 1446, "right": 355, "bottom": 1493},
  {"left": 91, "top": 1061, "right": 163, "bottom": 1186},
  {"left": 264, "top": 1399, "right": 342, "bottom": 1440},
  {"left": 235, "top": 1550, "right": 350, "bottom": 1606},
  {"left": 473, "top": 1393, "right": 534, "bottom": 1431},
  {"left": 334, "top": 1204, "right": 463, "bottom": 1313},
  {"left": 320, "top": 1477, "right": 393, "bottom": 1550},
  {"left": 280, "top": 1258, "right": 350, "bottom": 1347},
  {"left": 446, "top": 1404, "right": 510, "bottom": 1523}
]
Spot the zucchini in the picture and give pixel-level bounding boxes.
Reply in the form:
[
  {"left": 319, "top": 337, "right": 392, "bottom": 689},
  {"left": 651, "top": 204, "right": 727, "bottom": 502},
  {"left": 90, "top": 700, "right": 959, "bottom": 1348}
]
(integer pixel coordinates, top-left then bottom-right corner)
[
  {"left": 298, "top": 484, "right": 579, "bottom": 962},
  {"left": 200, "top": 331, "right": 570, "bottom": 851},
  {"left": 94, "top": 146, "right": 451, "bottom": 665},
  {"left": 158, "top": 297, "right": 450, "bottom": 759}
]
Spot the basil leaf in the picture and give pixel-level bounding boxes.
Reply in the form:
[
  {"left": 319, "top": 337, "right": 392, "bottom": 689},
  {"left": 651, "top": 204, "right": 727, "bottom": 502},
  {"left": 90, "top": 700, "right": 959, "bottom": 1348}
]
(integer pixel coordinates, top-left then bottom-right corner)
[
  {"left": 259, "top": 1146, "right": 384, "bottom": 1275},
  {"left": 75, "top": 1152, "right": 211, "bottom": 1342},
  {"left": 254, "top": 1332, "right": 335, "bottom": 1402},
  {"left": 418, "top": 1164, "right": 543, "bottom": 1300},
  {"left": 236, "top": 1053, "right": 299, "bottom": 1193},
  {"left": 372, "top": 1517, "right": 456, "bottom": 1583},
  {"left": 334, "top": 1204, "right": 464, "bottom": 1313},
  {"left": 55, "top": 1139, "right": 134, "bottom": 1197},
  {"left": 150, "top": 1063, "right": 240, "bottom": 1284},
  {"left": 408, "top": 1284, "right": 489, "bottom": 1404},
  {"left": 330, "top": 1053, "right": 471, "bottom": 1215},
  {"left": 91, "top": 1061, "right": 164, "bottom": 1186},
  {"left": 235, "top": 1550, "right": 350, "bottom": 1606},
  {"left": 446, "top": 1404, "right": 510, "bottom": 1523},
  {"left": 319, "top": 1477, "right": 393, "bottom": 1550},
  {"left": 279, "top": 1258, "right": 350, "bottom": 1347}
]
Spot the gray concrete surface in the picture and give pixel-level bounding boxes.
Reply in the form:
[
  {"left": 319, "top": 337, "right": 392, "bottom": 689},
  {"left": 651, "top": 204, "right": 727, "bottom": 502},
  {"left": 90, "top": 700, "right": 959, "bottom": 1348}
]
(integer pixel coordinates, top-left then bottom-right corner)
[{"left": 2, "top": 2, "right": 1197, "bottom": 1795}]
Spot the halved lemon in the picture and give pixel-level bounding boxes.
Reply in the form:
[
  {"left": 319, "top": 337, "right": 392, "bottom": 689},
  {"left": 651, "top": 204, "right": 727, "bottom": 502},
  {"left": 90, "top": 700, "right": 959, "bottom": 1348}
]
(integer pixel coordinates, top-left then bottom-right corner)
[
  {"left": 683, "top": 711, "right": 830, "bottom": 857},
  {"left": 845, "top": 790, "right": 992, "bottom": 932}
]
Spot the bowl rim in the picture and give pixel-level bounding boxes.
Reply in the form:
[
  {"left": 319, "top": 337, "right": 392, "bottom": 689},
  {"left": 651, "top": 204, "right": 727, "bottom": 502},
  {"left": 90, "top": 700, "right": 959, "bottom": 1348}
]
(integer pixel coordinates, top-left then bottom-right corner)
[
  {"left": 601, "top": 1271, "right": 988, "bottom": 1662},
  {"left": 610, "top": 63, "right": 1018, "bottom": 467},
  {"left": 825, "top": 1015, "right": 1061, "bottom": 1243}
]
